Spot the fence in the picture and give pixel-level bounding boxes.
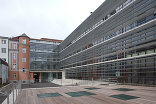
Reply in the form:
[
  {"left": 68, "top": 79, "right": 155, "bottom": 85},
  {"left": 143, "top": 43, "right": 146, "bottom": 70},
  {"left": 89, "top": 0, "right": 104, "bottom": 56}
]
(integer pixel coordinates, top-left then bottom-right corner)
[
  {"left": 52, "top": 78, "right": 118, "bottom": 86},
  {"left": 0, "top": 82, "right": 21, "bottom": 104}
]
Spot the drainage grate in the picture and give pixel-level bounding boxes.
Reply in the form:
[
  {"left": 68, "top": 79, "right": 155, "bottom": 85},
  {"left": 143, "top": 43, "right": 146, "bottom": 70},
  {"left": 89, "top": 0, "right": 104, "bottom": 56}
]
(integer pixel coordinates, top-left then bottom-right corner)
[
  {"left": 110, "top": 94, "right": 139, "bottom": 100},
  {"left": 85, "top": 87, "right": 101, "bottom": 90},
  {"left": 66, "top": 91, "right": 96, "bottom": 97},
  {"left": 37, "top": 93, "right": 62, "bottom": 98},
  {"left": 113, "top": 88, "right": 135, "bottom": 91}
]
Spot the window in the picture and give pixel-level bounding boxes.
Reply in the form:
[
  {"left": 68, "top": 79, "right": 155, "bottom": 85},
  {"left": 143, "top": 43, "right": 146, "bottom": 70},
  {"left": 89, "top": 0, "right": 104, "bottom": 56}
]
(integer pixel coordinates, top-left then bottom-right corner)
[
  {"left": 22, "top": 81, "right": 26, "bottom": 83},
  {"left": 105, "top": 15, "right": 108, "bottom": 20},
  {"left": 13, "top": 73, "right": 16, "bottom": 78},
  {"left": 23, "top": 68, "right": 26, "bottom": 73},
  {"left": 23, "top": 38, "right": 26, "bottom": 44},
  {"left": 1, "top": 48, "right": 6, "bottom": 53},
  {"left": 13, "top": 64, "right": 16, "bottom": 69},
  {"left": 137, "top": 18, "right": 146, "bottom": 26},
  {"left": 22, "top": 48, "right": 26, "bottom": 53},
  {"left": 2, "top": 40, "right": 6, "bottom": 44},
  {"left": 110, "top": 10, "right": 116, "bottom": 15},
  {"left": 13, "top": 43, "right": 17, "bottom": 49},
  {"left": 147, "top": 14, "right": 155, "bottom": 22},
  {"left": 13, "top": 53, "right": 16, "bottom": 59},
  {"left": 22, "top": 58, "right": 26, "bottom": 62}
]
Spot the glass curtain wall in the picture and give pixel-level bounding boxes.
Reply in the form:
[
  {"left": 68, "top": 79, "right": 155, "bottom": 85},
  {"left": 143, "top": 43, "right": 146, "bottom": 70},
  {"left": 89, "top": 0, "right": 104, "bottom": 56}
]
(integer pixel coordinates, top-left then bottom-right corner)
[{"left": 30, "top": 40, "right": 60, "bottom": 71}]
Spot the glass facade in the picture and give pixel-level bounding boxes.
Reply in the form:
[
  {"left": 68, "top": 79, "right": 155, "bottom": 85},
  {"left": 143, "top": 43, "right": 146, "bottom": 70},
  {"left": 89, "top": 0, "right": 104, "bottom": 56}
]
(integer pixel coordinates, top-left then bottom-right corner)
[
  {"left": 30, "top": 40, "right": 60, "bottom": 71},
  {"left": 41, "top": 72, "right": 62, "bottom": 82},
  {"left": 59, "top": 0, "right": 156, "bottom": 85},
  {"left": 66, "top": 55, "right": 156, "bottom": 85}
]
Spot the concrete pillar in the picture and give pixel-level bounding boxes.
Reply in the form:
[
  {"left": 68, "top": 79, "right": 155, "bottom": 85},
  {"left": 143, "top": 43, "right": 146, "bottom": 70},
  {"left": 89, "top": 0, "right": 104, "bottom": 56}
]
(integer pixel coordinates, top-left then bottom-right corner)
[
  {"left": 62, "top": 71, "right": 65, "bottom": 80},
  {"left": 51, "top": 73, "right": 53, "bottom": 80},
  {"left": 39, "top": 72, "right": 41, "bottom": 83},
  {"left": 56, "top": 73, "right": 58, "bottom": 79},
  {"left": 48, "top": 72, "right": 53, "bottom": 82}
]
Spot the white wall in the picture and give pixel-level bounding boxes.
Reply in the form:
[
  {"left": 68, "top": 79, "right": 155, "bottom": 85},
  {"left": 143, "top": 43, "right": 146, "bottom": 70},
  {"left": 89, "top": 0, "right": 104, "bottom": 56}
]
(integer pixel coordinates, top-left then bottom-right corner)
[
  {"left": 2, "top": 64, "right": 8, "bottom": 84},
  {"left": 0, "top": 37, "right": 9, "bottom": 63},
  {"left": 0, "top": 63, "right": 8, "bottom": 84},
  {"left": 0, "top": 64, "right": 2, "bottom": 78}
]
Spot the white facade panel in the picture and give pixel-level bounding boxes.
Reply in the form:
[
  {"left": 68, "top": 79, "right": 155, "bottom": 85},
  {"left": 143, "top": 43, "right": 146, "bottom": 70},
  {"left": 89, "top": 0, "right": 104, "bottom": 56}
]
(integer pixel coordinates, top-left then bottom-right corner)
[{"left": 0, "top": 36, "right": 9, "bottom": 63}]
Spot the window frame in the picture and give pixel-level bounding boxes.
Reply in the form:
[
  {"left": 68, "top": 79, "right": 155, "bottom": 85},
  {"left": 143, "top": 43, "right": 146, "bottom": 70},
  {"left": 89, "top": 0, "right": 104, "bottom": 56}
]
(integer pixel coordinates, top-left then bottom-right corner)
[
  {"left": 13, "top": 43, "right": 17, "bottom": 49},
  {"left": 13, "top": 53, "right": 16, "bottom": 59},
  {"left": 22, "top": 68, "right": 26, "bottom": 73},
  {"left": 13, "top": 73, "right": 16, "bottom": 79},
  {"left": 2, "top": 40, "right": 6, "bottom": 44},
  {"left": 22, "top": 48, "right": 26, "bottom": 53},
  {"left": 22, "top": 58, "right": 26, "bottom": 62},
  {"left": 22, "top": 38, "right": 26, "bottom": 44},
  {"left": 1, "top": 48, "right": 6, "bottom": 53},
  {"left": 13, "top": 63, "right": 16, "bottom": 69}
]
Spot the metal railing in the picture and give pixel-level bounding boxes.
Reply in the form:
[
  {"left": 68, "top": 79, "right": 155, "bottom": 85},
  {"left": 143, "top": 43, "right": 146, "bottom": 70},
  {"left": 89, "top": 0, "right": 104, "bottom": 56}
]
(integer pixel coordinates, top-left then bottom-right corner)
[
  {"left": 52, "top": 78, "right": 118, "bottom": 86},
  {"left": 0, "top": 82, "right": 21, "bottom": 104}
]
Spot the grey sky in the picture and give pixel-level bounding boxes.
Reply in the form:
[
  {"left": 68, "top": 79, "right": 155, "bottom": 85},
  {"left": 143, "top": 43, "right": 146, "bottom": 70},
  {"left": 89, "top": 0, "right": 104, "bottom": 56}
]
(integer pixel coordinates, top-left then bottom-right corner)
[{"left": 0, "top": 0, "right": 105, "bottom": 40}]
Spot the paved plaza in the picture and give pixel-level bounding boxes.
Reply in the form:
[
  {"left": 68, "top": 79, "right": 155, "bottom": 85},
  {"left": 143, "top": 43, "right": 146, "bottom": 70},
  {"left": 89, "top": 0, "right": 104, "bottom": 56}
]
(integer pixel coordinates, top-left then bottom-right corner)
[{"left": 15, "top": 85, "right": 156, "bottom": 104}]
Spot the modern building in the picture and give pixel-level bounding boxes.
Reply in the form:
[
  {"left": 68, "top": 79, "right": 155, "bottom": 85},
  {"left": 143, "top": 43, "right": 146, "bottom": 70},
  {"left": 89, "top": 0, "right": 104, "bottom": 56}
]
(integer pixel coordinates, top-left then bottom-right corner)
[
  {"left": 0, "top": 36, "right": 9, "bottom": 63},
  {"left": 29, "top": 38, "right": 62, "bottom": 83},
  {"left": 3, "top": 0, "right": 156, "bottom": 85},
  {"left": 0, "top": 58, "right": 8, "bottom": 84},
  {"left": 8, "top": 34, "right": 62, "bottom": 83},
  {"left": 59, "top": 0, "right": 156, "bottom": 85}
]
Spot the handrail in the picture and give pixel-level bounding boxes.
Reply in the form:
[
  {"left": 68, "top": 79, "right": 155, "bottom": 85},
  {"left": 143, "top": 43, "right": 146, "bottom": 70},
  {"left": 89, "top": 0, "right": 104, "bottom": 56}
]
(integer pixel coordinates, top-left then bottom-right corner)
[{"left": 0, "top": 82, "right": 22, "bottom": 104}]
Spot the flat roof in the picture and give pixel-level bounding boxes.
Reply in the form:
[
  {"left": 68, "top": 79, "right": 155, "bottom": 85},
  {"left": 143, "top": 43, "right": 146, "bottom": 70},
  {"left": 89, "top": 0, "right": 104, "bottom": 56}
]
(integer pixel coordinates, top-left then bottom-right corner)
[
  {"left": 0, "top": 36, "right": 8, "bottom": 39},
  {"left": 31, "top": 38, "right": 62, "bottom": 43}
]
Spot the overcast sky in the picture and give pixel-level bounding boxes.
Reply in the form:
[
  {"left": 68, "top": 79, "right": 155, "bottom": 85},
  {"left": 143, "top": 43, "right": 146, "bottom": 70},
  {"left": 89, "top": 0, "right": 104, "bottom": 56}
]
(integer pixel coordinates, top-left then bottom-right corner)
[{"left": 0, "top": 0, "right": 105, "bottom": 40}]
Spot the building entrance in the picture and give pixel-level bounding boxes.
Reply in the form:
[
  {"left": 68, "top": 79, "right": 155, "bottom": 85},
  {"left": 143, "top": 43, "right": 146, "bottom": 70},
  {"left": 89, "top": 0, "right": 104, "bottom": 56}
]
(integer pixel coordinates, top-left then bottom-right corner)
[
  {"left": 33, "top": 73, "right": 40, "bottom": 83},
  {"left": 41, "top": 72, "right": 62, "bottom": 83}
]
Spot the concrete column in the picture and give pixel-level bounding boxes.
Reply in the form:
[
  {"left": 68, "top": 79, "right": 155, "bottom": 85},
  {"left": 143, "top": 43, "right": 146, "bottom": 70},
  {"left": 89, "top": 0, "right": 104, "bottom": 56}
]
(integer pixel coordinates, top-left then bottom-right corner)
[
  {"left": 39, "top": 72, "right": 41, "bottom": 83},
  {"left": 51, "top": 73, "right": 53, "bottom": 80},
  {"left": 56, "top": 73, "right": 58, "bottom": 79},
  {"left": 62, "top": 71, "right": 65, "bottom": 80},
  {"left": 48, "top": 72, "right": 53, "bottom": 82}
]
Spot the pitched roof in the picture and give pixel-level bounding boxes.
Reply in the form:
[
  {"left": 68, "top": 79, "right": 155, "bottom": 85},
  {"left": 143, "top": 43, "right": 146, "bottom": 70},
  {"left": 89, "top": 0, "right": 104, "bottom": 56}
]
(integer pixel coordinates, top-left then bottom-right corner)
[
  {"left": 18, "top": 33, "right": 29, "bottom": 38},
  {"left": 0, "top": 58, "right": 8, "bottom": 66}
]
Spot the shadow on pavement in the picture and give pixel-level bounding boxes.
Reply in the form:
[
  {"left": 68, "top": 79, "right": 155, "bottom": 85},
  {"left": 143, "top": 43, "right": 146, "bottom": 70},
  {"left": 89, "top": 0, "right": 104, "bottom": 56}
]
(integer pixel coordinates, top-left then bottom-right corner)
[{"left": 21, "top": 83, "right": 61, "bottom": 89}]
